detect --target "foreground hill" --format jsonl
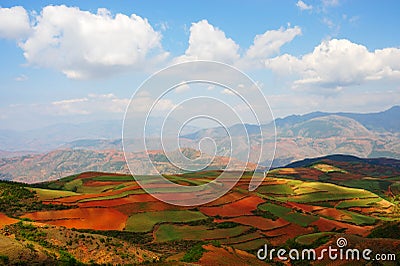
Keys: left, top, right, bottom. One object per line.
{"left": 0, "top": 157, "right": 399, "bottom": 265}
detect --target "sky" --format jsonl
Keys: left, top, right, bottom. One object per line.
{"left": 0, "top": 0, "right": 399, "bottom": 130}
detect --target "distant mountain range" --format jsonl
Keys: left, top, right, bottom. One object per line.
{"left": 0, "top": 106, "right": 399, "bottom": 182}
{"left": 0, "top": 117, "right": 200, "bottom": 152}
{"left": 0, "top": 148, "right": 257, "bottom": 183}
{"left": 274, "top": 105, "right": 400, "bottom": 133}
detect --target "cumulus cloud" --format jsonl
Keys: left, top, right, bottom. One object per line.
{"left": 296, "top": 1, "right": 313, "bottom": 11}
{"left": 176, "top": 19, "right": 240, "bottom": 64}
{"left": 242, "top": 26, "right": 302, "bottom": 68}
{"left": 266, "top": 39, "right": 400, "bottom": 90}
{"left": 15, "top": 5, "right": 168, "bottom": 79}
{"left": 0, "top": 6, "right": 31, "bottom": 39}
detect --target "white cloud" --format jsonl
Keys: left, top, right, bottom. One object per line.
{"left": 221, "top": 88, "right": 235, "bottom": 95}
{"left": 0, "top": 6, "right": 31, "bottom": 39}
{"left": 296, "top": 1, "right": 313, "bottom": 11}
{"left": 50, "top": 93, "right": 129, "bottom": 115}
{"left": 130, "top": 96, "right": 177, "bottom": 113}
{"left": 322, "top": 0, "right": 340, "bottom": 7}
{"left": 266, "top": 39, "right": 400, "bottom": 90}
{"left": 14, "top": 74, "right": 28, "bottom": 81}
{"left": 17, "top": 5, "right": 168, "bottom": 79}
{"left": 242, "top": 26, "right": 302, "bottom": 68}
{"left": 176, "top": 19, "right": 240, "bottom": 64}
{"left": 175, "top": 82, "right": 190, "bottom": 93}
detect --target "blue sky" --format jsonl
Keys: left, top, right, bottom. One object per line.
{"left": 0, "top": 0, "right": 399, "bottom": 130}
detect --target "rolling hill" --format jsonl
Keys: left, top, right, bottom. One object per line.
{"left": 0, "top": 156, "right": 399, "bottom": 265}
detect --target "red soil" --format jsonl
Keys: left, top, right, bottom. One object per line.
{"left": 204, "top": 192, "right": 247, "bottom": 207}
{"left": 200, "top": 196, "right": 265, "bottom": 217}
{"left": 114, "top": 201, "right": 184, "bottom": 216}
{"left": 77, "top": 194, "right": 159, "bottom": 208}
{"left": 21, "top": 208, "right": 127, "bottom": 230}
{"left": 53, "top": 185, "right": 142, "bottom": 204}
{"left": 315, "top": 208, "right": 351, "bottom": 221}
{"left": 262, "top": 223, "right": 314, "bottom": 246}
{"left": 0, "top": 213, "right": 19, "bottom": 228}
{"left": 199, "top": 244, "right": 266, "bottom": 266}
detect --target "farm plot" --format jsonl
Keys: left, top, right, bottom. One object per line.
{"left": 258, "top": 202, "right": 319, "bottom": 227}
{"left": 21, "top": 208, "right": 127, "bottom": 230}
{"left": 29, "top": 188, "right": 80, "bottom": 200}
{"left": 315, "top": 208, "right": 376, "bottom": 225}
{"left": 295, "top": 232, "right": 335, "bottom": 246}
{"left": 256, "top": 183, "right": 294, "bottom": 195}
{"left": 221, "top": 216, "right": 289, "bottom": 231}
{"left": 200, "top": 196, "right": 265, "bottom": 217}
{"left": 277, "top": 182, "right": 377, "bottom": 203}
{"left": 0, "top": 213, "right": 18, "bottom": 228}
{"left": 154, "top": 224, "right": 250, "bottom": 242}
{"left": 336, "top": 198, "right": 382, "bottom": 209}
{"left": 125, "top": 210, "right": 208, "bottom": 232}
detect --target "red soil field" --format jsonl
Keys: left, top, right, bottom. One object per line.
{"left": 315, "top": 208, "right": 351, "bottom": 221}
{"left": 311, "top": 217, "right": 373, "bottom": 236}
{"left": 262, "top": 223, "right": 314, "bottom": 246}
{"left": 53, "top": 185, "right": 142, "bottom": 204}
{"left": 199, "top": 244, "right": 266, "bottom": 266}
{"left": 200, "top": 196, "right": 265, "bottom": 217}
{"left": 220, "top": 216, "right": 289, "bottom": 231}
{"left": 21, "top": 208, "right": 127, "bottom": 230}
{"left": 204, "top": 192, "right": 248, "bottom": 207}
{"left": 77, "top": 194, "right": 159, "bottom": 208}
{"left": 0, "top": 213, "right": 18, "bottom": 228}
{"left": 114, "top": 201, "right": 184, "bottom": 216}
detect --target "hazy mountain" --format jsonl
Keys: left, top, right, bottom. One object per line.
{"left": 275, "top": 105, "right": 400, "bottom": 132}
{"left": 0, "top": 118, "right": 200, "bottom": 152}
{"left": 0, "top": 148, "right": 257, "bottom": 183}
{"left": 279, "top": 115, "right": 372, "bottom": 138}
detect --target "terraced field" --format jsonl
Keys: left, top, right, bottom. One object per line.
{"left": 1, "top": 158, "right": 400, "bottom": 265}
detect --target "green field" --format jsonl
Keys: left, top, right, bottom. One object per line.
{"left": 231, "top": 238, "right": 267, "bottom": 251}
{"left": 125, "top": 210, "right": 208, "bottom": 232}
{"left": 275, "top": 182, "right": 377, "bottom": 203}
{"left": 29, "top": 188, "right": 80, "bottom": 200}
{"left": 311, "top": 163, "right": 347, "bottom": 173}
{"left": 219, "top": 232, "right": 263, "bottom": 245}
{"left": 336, "top": 198, "right": 382, "bottom": 209}
{"left": 258, "top": 202, "right": 319, "bottom": 227}
{"left": 341, "top": 210, "right": 376, "bottom": 225}
{"left": 154, "top": 224, "right": 250, "bottom": 242}
{"left": 257, "top": 183, "right": 294, "bottom": 195}
{"left": 295, "top": 232, "right": 335, "bottom": 246}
